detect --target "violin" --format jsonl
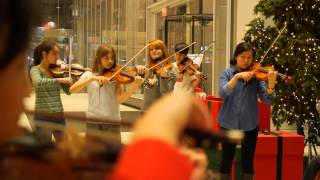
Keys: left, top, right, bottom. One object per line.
{"left": 7, "top": 109, "right": 244, "bottom": 180}
{"left": 50, "top": 63, "right": 92, "bottom": 77}
{"left": 102, "top": 65, "right": 140, "bottom": 84}
{"left": 0, "top": 131, "right": 118, "bottom": 179}
{"left": 149, "top": 59, "right": 173, "bottom": 78}
{"left": 145, "top": 42, "right": 197, "bottom": 79}
{"left": 248, "top": 62, "right": 293, "bottom": 83}
{"left": 177, "top": 58, "right": 207, "bottom": 80}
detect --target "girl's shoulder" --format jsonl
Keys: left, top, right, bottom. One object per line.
{"left": 30, "top": 66, "right": 40, "bottom": 72}
{"left": 221, "top": 66, "right": 234, "bottom": 76}
{"left": 30, "top": 66, "right": 45, "bottom": 76}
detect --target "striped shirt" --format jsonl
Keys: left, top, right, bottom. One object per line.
{"left": 30, "top": 66, "right": 70, "bottom": 113}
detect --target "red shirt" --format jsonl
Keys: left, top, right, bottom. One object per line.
{"left": 108, "top": 139, "right": 193, "bottom": 180}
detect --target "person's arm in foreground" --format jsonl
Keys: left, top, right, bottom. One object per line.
{"left": 109, "top": 91, "right": 211, "bottom": 180}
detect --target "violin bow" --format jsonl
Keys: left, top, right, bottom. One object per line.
{"left": 179, "top": 41, "right": 215, "bottom": 72}
{"left": 68, "top": 35, "right": 73, "bottom": 78}
{"left": 107, "top": 43, "right": 151, "bottom": 80}
{"left": 259, "top": 23, "right": 287, "bottom": 64}
{"left": 146, "top": 42, "right": 197, "bottom": 72}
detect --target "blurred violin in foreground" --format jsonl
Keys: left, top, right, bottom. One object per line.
{"left": 0, "top": 127, "right": 119, "bottom": 179}
{"left": 0, "top": 108, "right": 244, "bottom": 179}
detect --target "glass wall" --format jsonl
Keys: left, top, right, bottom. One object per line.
{"left": 31, "top": 0, "right": 232, "bottom": 98}
{"left": 148, "top": 0, "right": 215, "bottom": 94}
{"left": 213, "top": 0, "right": 230, "bottom": 96}
{"left": 30, "top": 0, "right": 147, "bottom": 95}
{"left": 74, "top": 0, "right": 146, "bottom": 68}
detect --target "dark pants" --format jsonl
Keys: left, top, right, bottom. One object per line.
{"left": 33, "top": 113, "right": 65, "bottom": 143}
{"left": 219, "top": 126, "right": 259, "bottom": 174}
{"left": 86, "top": 123, "right": 121, "bottom": 144}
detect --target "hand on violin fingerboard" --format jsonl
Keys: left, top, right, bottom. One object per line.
{"left": 267, "top": 71, "right": 277, "bottom": 89}
{"left": 92, "top": 76, "right": 109, "bottom": 85}
{"left": 136, "top": 65, "right": 147, "bottom": 74}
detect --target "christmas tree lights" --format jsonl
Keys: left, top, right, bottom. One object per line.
{"left": 244, "top": 0, "right": 320, "bottom": 128}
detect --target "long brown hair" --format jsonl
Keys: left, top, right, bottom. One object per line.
{"left": 146, "top": 39, "right": 170, "bottom": 67}
{"left": 33, "top": 40, "right": 58, "bottom": 66}
{"left": 92, "top": 44, "right": 116, "bottom": 74}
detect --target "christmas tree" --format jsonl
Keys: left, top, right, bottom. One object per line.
{"left": 244, "top": 0, "right": 320, "bottom": 128}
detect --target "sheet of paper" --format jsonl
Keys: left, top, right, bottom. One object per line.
{"left": 187, "top": 54, "right": 204, "bottom": 65}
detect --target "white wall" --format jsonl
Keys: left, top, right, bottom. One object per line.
{"left": 234, "top": 0, "right": 260, "bottom": 44}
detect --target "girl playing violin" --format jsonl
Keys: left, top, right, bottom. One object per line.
{"left": 70, "top": 44, "right": 143, "bottom": 142}
{"left": 0, "top": 1, "right": 210, "bottom": 179}
{"left": 136, "top": 39, "right": 177, "bottom": 111}
{"left": 173, "top": 42, "right": 202, "bottom": 96}
{"left": 30, "top": 40, "right": 73, "bottom": 143}
{"left": 218, "top": 42, "right": 277, "bottom": 180}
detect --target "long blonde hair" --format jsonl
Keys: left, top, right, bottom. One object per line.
{"left": 146, "top": 39, "right": 170, "bottom": 67}
{"left": 92, "top": 44, "right": 116, "bottom": 74}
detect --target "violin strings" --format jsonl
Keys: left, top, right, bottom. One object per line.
{"left": 68, "top": 35, "right": 73, "bottom": 78}
{"left": 147, "top": 42, "right": 197, "bottom": 72}
{"left": 108, "top": 43, "right": 151, "bottom": 80}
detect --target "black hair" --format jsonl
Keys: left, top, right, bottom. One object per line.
{"left": 175, "top": 42, "right": 189, "bottom": 55}
{"left": 230, "top": 42, "right": 254, "bottom": 66}
{"left": 0, "top": 0, "right": 38, "bottom": 70}
{"left": 33, "top": 40, "right": 58, "bottom": 66}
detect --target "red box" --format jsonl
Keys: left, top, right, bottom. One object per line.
{"left": 254, "top": 134, "right": 278, "bottom": 180}
{"left": 258, "top": 101, "right": 271, "bottom": 132}
{"left": 272, "top": 130, "right": 304, "bottom": 180}
{"left": 206, "top": 96, "right": 223, "bottom": 131}
{"left": 205, "top": 96, "right": 271, "bottom": 131}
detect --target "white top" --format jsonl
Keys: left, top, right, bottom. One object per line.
{"left": 172, "top": 63, "right": 196, "bottom": 95}
{"left": 173, "top": 73, "right": 197, "bottom": 95}
{"left": 81, "top": 71, "right": 121, "bottom": 123}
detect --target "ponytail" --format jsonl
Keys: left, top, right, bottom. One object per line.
{"left": 33, "top": 46, "right": 41, "bottom": 66}
{"left": 32, "top": 40, "right": 58, "bottom": 66}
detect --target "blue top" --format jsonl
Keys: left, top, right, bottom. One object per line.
{"left": 218, "top": 66, "right": 275, "bottom": 131}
